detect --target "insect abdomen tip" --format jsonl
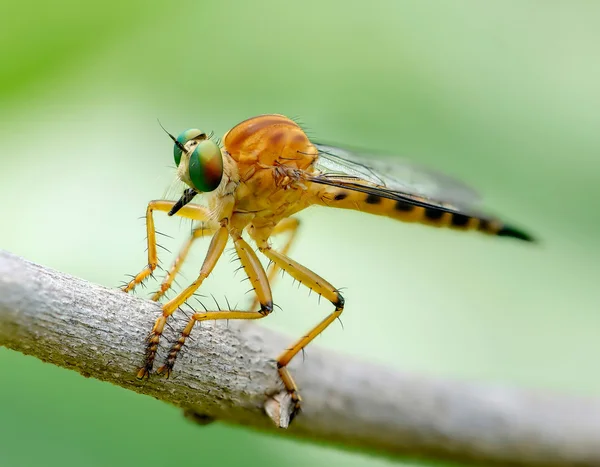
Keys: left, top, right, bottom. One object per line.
{"left": 497, "top": 226, "right": 536, "bottom": 242}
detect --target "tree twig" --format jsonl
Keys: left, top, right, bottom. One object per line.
{"left": 0, "top": 249, "right": 599, "bottom": 466}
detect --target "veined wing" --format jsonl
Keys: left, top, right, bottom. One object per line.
{"left": 310, "top": 143, "right": 483, "bottom": 215}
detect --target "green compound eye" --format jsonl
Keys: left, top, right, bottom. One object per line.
{"left": 188, "top": 139, "right": 224, "bottom": 192}
{"left": 173, "top": 129, "right": 205, "bottom": 167}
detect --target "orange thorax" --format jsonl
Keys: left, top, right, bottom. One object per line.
{"left": 223, "top": 114, "right": 317, "bottom": 224}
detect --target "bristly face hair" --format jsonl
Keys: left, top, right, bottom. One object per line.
{"left": 157, "top": 120, "right": 193, "bottom": 203}
{"left": 157, "top": 120, "right": 226, "bottom": 217}
{"left": 157, "top": 120, "right": 199, "bottom": 216}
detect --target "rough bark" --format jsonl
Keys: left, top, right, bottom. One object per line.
{"left": 1, "top": 249, "right": 599, "bottom": 466}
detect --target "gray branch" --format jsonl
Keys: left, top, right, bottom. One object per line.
{"left": 0, "top": 250, "right": 599, "bottom": 466}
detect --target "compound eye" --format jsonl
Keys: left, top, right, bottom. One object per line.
{"left": 188, "top": 139, "right": 224, "bottom": 192}
{"left": 173, "top": 129, "right": 206, "bottom": 166}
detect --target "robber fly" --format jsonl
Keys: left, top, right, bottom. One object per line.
{"left": 122, "top": 114, "right": 533, "bottom": 426}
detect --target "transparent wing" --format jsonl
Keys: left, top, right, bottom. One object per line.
{"left": 313, "top": 143, "right": 481, "bottom": 211}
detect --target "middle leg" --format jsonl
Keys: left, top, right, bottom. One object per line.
{"left": 157, "top": 234, "right": 274, "bottom": 376}
{"left": 248, "top": 217, "right": 299, "bottom": 312}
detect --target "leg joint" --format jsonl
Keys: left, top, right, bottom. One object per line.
{"left": 334, "top": 291, "right": 345, "bottom": 310}
{"left": 260, "top": 301, "right": 274, "bottom": 316}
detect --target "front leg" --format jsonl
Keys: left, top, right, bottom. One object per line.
{"left": 122, "top": 201, "right": 210, "bottom": 294}
{"left": 138, "top": 222, "right": 229, "bottom": 379}
{"left": 151, "top": 224, "right": 216, "bottom": 302}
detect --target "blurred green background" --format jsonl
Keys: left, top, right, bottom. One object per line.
{"left": 1, "top": 1, "right": 599, "bottom": 466}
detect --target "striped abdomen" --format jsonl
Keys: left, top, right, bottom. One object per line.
{"left": 313, "top": 187, "right": 534, "bottom": 242}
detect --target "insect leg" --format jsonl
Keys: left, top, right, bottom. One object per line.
{"left": 122, "top": 201, "right": 210, "bottom": 294}
{"left": 138, "top": 223, "right": 229, "bottom": 379}
{"left": 248, "top": 217, "right": 299, "bottom": 311}
{"left": 151, "top": 224, "right": 216, "bottom": 301}
{"left": 259, "top": 246, "right": 344, "bottom": 419}
{"left": 157, "top": 235, "right": 273, "bottom": 376}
